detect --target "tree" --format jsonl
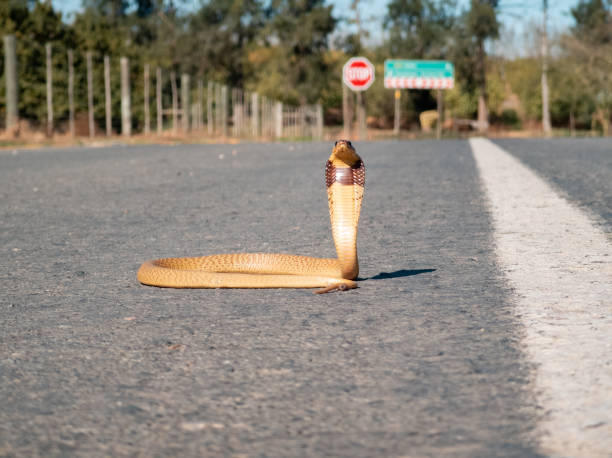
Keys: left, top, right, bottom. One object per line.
{"left": 561, "top": 0, "right": 612, "bottom": 134}
{"left": 466, "top": 0, "right": 499, "bottom": 131}
{"left": 248, "top": 0, "right": 336, "bottom": 104}
{"left": 384, "top": 0, "right": 455, "bottom": 58}
{"left": 181, "top": 0, "right": 265, "bottom": 85}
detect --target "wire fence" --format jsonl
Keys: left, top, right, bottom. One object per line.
{"left": 0, "top": 35, "right": 323, "bottom": 141}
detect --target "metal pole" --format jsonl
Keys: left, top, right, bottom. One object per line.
{"left": 541, "top": 0, "right": 552, "bottom": 136}
{"left": 120, "top": 56, "right": 131, "bottom": 136}
{"left": 156, "top": 67, "right": 162, "bottom": 135}
{"left": 45, "top": 43, "right": 53, "bottom": 137}
{"left": 436, "top": 89, "right": 442, "bottom": 140}
{"left": 104, "top": 55, "right": 111, "bottom": 136}
{"left": 87, "top": 51, "right": 95, "bottom": 138}
{"left": 144, "top": 63, "right": 150, "bottom": 135}
{"left": 68, "top": 49, "right": 75, "bottom": 137}
{"left": 356, "top": 91, "right": 365, "bottom": 141}
{"left": 4, "top": 35, "right": 18, "bottom": 131}
{"left": 342, "top": 83, "right": 350, "bottom": 138}
{"left": 393, "top": 90, "right": 400, "bottom": 136}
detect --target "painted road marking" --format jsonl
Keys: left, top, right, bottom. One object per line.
{"left": 470, "top": 138, "right": 612, "bottom": 457}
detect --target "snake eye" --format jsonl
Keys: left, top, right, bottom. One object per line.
{"left": 334, "top": 141, "right": 338, "bottom": 146}
{"left": 347, "top": 141, "right": 352, "bottom": 147}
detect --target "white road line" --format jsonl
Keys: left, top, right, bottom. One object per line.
{"left": 469, "top": 138, "right": 612, "bottom": 457}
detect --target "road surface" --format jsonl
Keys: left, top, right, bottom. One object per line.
{"left": 1, "top": 138, "right": 610, "bottom": 457}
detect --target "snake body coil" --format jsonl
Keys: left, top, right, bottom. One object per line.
{"left": 137, "top": 140, "right": 364, "bottom": 292}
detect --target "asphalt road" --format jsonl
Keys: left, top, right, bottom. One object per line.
{"left": 1, "top": 138, "right": 610, "bottom": 457}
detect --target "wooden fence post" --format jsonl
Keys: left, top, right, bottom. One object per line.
{"left": 156, "top": 67, "right": 162, "bottom": 135}
{"left": 4, "top": 35, "right": 18, "bottom": 131}
{"left": 197, "top": 79, "right": 203, "bottom": 130}
{"left": 215, "top": 83, "right": 221, "bottom": 134}
{"left": 207, "top": 81, "right": 213, "bottom": 135}
{"left": 221, "top": 85, "right": 228, "bottom": 137}
{"left": 251, "top": 92, "right": 259, "bottom": 137}
{"left": 45, "top": 43, "right": 53, "bottom": 137}
{"left": 261, "top": 96, "right": 268, "bottom": 137}
{"left": 316, "top": 104, "right": 323, "bottom": 140}
{"left": 120, "top": 56, "right": 131, "bottom": 136}
{"left": 181, "top": 73, "right": 190, "bottom": 132}
{"left": 232, "top": 88, "right": 238, "bottom": 137}
{"left": 275, "top": 101, "right": 283, "bottom": 139}
{"left": 170, "top": 71, "right": 178, "bottom": 134}
{"left": 86, "top": 51, "right": 95, "bottom": 137}
{"left": 104, "top": 55, "right": 111, "bottom": 136}
{"left": 144, "top": 63, "right": 150, "bottom": 135}
{"left": 67, "top": 49, "right": 75, "bottom": 137}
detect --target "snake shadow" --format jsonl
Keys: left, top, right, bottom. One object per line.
{"left": 361, "top": 268, "right": 436, "bottom": 281}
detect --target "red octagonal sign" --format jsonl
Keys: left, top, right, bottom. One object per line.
{"left": 343, "top": 57, "right": 375, "bottom": 91}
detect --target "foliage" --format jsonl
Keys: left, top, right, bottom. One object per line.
{"left": 384, "top": 0, "right": 456, "bottom": 58}
{"left": 0, "top": 0, "right": 610, "bottom": 133}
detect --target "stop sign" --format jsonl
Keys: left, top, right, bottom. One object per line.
{"left": 343, "top": 57, "right": 375, "bottom": 91}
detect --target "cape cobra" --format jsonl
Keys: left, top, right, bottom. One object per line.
{"left": 137, "top": 140, "right": 365, "bottom": 293}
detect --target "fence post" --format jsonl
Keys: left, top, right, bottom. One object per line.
{"left": 232, "top": 89, "right": 239, "bottom": 137}
{"left": 156, "top": 67, "right": 162, "bottom": 135}
{"left": 207, "top": 81, "right": 213, "bottom": 135}
{"left": 120, "top": 56, "right": 131, "bottom": 136}
{"left": 4, "top": 35, "right": 18, "bottom": 131}
{"left": 86, "top": 51, "right": 95, "bottom": 137}
{"left": 144, "top": 63, "right": 150, "bottom": 135}
{"left": 275, "top": 101, "right": 283, "bottom": 139}
{"left": 197, "top": 79, "right": 203, "bottom": 130}
{"left": 316, "top": 104, "right": 323, "bottom": 140}
{"left": 104, "top": 55, "right": 111, "bottom": 136}
{"left": 221, "top": 85, "right": 228, "bottom": 137}
{"left": 181, "top": 73, "right": 190, "bottom": 132}
{"left": 251, "top": 92, "right": 259, "bottom": 137}
{"left": 170, "top": 71, "right": 178, "bottom": 134}
{"left": 67, "top": 50, "right": 75, "bottom": 137}
{"left": 215, "top": 84, "right": 221, "bottom": 136}
{"left": 261, "top": 96, "right": 268, "bottom": 137}
{"left": 45, "top": 43, "right": 53, "bottom": 137}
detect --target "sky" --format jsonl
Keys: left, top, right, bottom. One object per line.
{"left": 53, "top": 0, "right": 581, "bottom": 56}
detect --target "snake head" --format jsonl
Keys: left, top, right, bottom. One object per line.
{"left": 331, "top": 140, "right": 360, "bottom": 166}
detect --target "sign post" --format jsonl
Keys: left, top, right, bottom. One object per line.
{"left": 384, "top": 60, "right": 454, "bottom": 138}
{"left": 343, "top": 57, "right": 375, "bottom": 140}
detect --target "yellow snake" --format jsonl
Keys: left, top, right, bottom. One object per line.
{"left": 137, "top": 140, "right": 364, "bottom": 293}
